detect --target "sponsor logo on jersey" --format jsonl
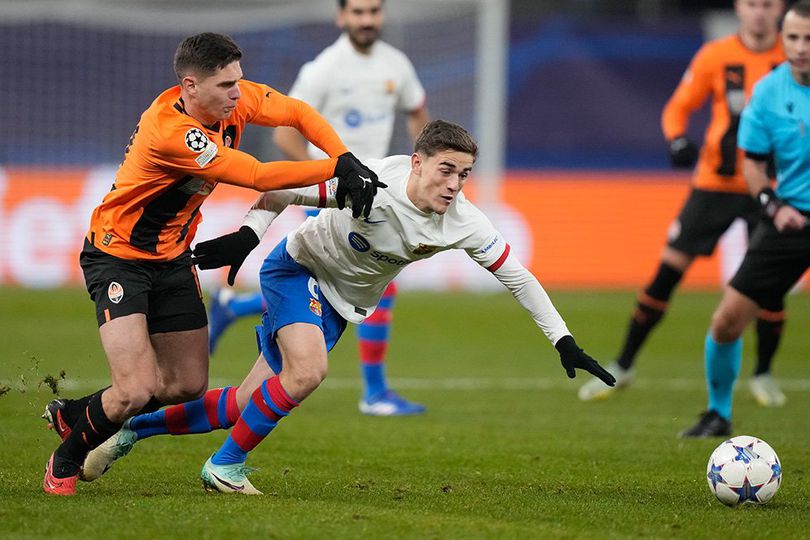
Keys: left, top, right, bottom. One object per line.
{"left": 412, "top": 243, "right": 437, "bottom": 255}
{"left": 195, "top": 141, "right": 218, "bottom": 168}
{"left": 108, "top": 281, "right": 124, "bottom": 304}
{"left": 102, "top": 233, "right": 113, "bottom": 246}
{"left": 370, "top": 251, "right": 407, "bottom": 266}
{"left": 345, "top": 109, "right": 362, "bottom": 128}
{"left": 348, "top": 232, "right": 370, "bottom": 252}
{"left": 185, "top": 128, "right": 209, "bottom": 153}
{"left": 179, "top": 177, "right": 213, "bottom": 195}
{"left": 309, "top": 298, "right": 322, "bottom": 317}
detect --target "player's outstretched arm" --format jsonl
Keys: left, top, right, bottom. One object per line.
{"left": 480, "top": 246, "right": 614, "bottom": 384}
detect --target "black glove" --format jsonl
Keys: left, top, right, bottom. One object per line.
{"left": 555, "top": 335, "right": 616, "bottom": 386}
{"left": 191, "top": 226, "right": 259, "bottom": 286}
{"left": 334, "top": 152, "right": 387, "bottom": 218}
{"left": 668, "top": 136, "right": 698, "bottom": 169}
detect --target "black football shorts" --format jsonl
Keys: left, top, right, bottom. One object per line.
{"left": 79, "top": 238, "right": 207, "bottom": 333}
{"left": 730, "top": 218, "right": 810, "bottom": 311}
{"left": 667, "top": 188, "right": 759, "bottom": 256}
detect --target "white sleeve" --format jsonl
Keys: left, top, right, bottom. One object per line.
{"left": 488, "top": 251, "right": 572, "bottom": 346}
{"left": 288, "top": 62, "right": 327, "bottom": 108}
{"left": 457, "top": 203, "right": 570, "bottom": 345}
{"left": 241, "top": 179, "right": 340, "bottom": 238}
{"left": 397, "top": 56, "right": 426, "bottom": 112}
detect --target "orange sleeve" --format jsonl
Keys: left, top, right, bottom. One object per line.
{"left": 661, "top": 45, "right": 714, "bottom": 140}
{"left": 150, "top": 119, "right": 338, "bottom": 192}
{"left": 240, "top": 81, "right": 349, "bottom": 158}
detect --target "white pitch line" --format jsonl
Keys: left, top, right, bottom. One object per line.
{"left": 41, "top": 376, "right": 810, "bottom": 393}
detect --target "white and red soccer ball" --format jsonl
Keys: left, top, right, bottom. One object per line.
{"left": 706, "top": 435, "right": 782, "bottom": 506}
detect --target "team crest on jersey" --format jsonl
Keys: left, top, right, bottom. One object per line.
{"left": 184, "top": 128, "right": 209, "bottom": 153}
{"left": 385, "top": 80, "right": 396, "bottom": 94}
{"left": 412, "top": 243, "right": 437, "bottom": 255}
{"left": 309, "top": 298, "right": 322, "bottom": 317}
{"left": 107, "top": 282, "right": 124, "bottom": 304}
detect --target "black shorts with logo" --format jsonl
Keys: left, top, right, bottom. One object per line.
{"left": 729, "top": 217, "right": 810, "bottom": 312}
{"left": 667, "top": 188, "right": 759, "bottom": 256}
{"left": 79, "top": 239, "right": 207, "bottom": 333}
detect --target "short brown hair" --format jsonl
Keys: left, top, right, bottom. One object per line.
{"left": 173, "top": 32, "right": 242, "bottom": 80}
{"left": 414, "top": 120, "right": 478, "bottom": 160}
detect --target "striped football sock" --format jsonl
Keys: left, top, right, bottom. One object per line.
{"left": 211, "top": 377, "right": 299, "bottom": 465}
{"left": 129, "top": 386, "right": 240, "bottom": 440}
{"left": 358, "top": 282, "right": 397, "bottom": 399}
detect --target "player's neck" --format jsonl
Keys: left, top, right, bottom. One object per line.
{"left": 182, "top": 97, "right": 218, "bottom": 127}
{"left": 738, "top": 30, "right": 776, "bottom": 53}
{"left": 405, "top": 175, "right": 432, "bottom": 214}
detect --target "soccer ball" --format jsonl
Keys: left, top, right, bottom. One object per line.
{"left": 706, "top": 435, "right": 782, "bottom": 506}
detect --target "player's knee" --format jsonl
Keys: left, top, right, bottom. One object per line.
{"left": 711, "top": 309, "right": 745, "bottom": 342}
{"left": 288, "top": 362, "right": 327, "bottom": 395}
{"left": 160, "top": 379, "right": 207, "bottom": 404}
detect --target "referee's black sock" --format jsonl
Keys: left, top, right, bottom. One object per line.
{"left": 616, "top": 262, "right": 683, "bottom": 371}
{"left": 53, "top": 391, "right": 122, "bottom": 478}
{"left": 754, "top": 311, "right": 785, "bottom": 376}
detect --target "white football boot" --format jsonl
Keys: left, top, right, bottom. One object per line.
{"left": 201, "top": 455, "right": 262, "bottom": 495}
{"left": 577, "top": 362, "right": 634, "bottom": 402}
{"left": 81, "top": 420, "right": 137, "bottom": 481}
{"left": 749, "top": 374, "right": 787, "bottom": 407}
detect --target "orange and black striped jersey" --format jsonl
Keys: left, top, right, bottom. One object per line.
{"left": 88, "top": 80, "right": 348, "bottom": 261}
{"left": 662, "top": 35, "right": 784, "bottom": 193}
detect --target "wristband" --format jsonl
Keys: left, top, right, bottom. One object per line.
{"left": 757, "top": 187, "right": 783, "bottom": 219}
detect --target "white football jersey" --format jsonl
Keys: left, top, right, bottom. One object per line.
{"left": 243, "top": 156, "right": 572, "bottom": 345}
{"left": 289, "top": 34, "right": 426, "bottom": 160}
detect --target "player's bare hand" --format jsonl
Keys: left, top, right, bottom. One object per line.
{"left": 774, "top": 205, "right": 807, "bottom": 233}
{"left": 334, "top": 152, "right": 387, "bottom": 218}
{"left": 191, "top": 226, "right": 260, "bottom": 286}
{"left": 555, "top": 335, "right": 616, "bottom": 386}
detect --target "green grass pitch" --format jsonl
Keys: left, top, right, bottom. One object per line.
{"left": 1, "top": 287, "right": 808, "bottom": 539}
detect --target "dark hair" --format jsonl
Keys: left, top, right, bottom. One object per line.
{"left": 173, "top": 32, "right": 242, "bottom": 80}
{"left": 338, "top": 0, "right": 384, "bottom": 8}
{"left": 414, "top": 120, "right": 479, "bottom": 160}
{"left": 789, "top": 0, "right": 810, "bottom": 18}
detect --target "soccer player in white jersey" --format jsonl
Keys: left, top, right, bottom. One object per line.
{"left": 82, "top": 120, "right": 615, "bottom": 493}
{"left": 208, "top": 0, "right": 431, "bottom": 416}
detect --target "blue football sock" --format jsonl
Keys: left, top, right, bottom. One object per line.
{"left": 228, "top": 292, "right": 265, "bottom": 317}
{"left": 361, "top": 363, "right": 387, "bottom": 399}
{"left": 704, "top": 333, "right": 742, "bottom": 420}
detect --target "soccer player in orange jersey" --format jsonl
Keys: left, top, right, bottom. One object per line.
{"left": 578, "top": 0, "right": 788, "bottom": 406}
{"left": 41, "top": 32, "right": 382, "bottom": 495}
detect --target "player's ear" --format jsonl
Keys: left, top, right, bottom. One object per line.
{"left": 410, "top": 152, "right": 422, "bottom": 175}
{"left": 336, "top": 6, "right": 346, "bottom": 30}
{"left": 181, "top": 75, "right": 198, "bottom": 95}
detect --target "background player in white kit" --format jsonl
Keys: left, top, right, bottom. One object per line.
{"left": 84, "top": 120, "right": 616, "bottom": 493}
{"left": 208, "top": 0, "right": 430, "bottom": 416}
